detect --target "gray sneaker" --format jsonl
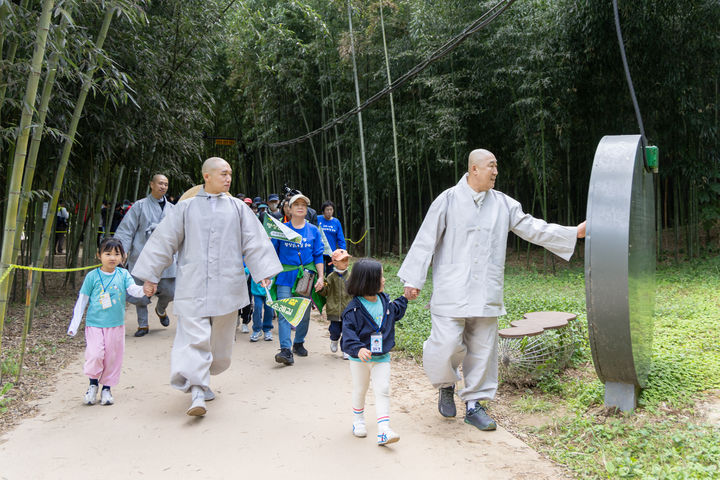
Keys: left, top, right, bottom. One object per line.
{"left": 250, "top": 331, "right": 261, "bottom": 342}
{"left": 241, "top": 324, "right": 250, "bottom": 334}
{"left": 84, "top": 384, "right": 99, "bottom": 405}
{"left": 438, "top": 385, "right": 457, "bottom": 417}
{"left": 187, "top": 386, "right": 207, "bottom": 416}
{"left": 264, "top": 331, "right": 273, "bottom": 341}
{"left": 204, "top": 387, "right": 215, "bottom": 401}
{"left": 464, "top": 404, "right": 497, "bottom": 431}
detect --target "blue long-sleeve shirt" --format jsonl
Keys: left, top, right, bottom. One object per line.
{"left": 318, "top": 216, "right": 346, "bottom": 251}
{"left": 271, "top": 221, "right": 324, "bottom": 287}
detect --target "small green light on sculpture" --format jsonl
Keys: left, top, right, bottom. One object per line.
{"left": 645, "top": 145, "right": 658, "bottom": 173}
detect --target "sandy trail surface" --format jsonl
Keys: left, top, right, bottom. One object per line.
{"left": 0, "top": 302, "right": 567, "bottom": 479}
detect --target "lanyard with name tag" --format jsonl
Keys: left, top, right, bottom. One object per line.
{"left": 98, "top": 268, "right": 117, "bottom": 310}
{"left": 369, "top": 307, "right": 390, "bottom": 353}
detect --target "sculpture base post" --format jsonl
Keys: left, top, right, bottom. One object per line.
{"left": 604, "top": 382, "right": 639, "bottom": 412}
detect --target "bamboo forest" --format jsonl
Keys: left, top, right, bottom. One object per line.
{"left": 0, "top": 0, "right": 719, "bottom": 478}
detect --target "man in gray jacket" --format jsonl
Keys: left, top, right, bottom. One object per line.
{"left": 132, "top": 157, "right": 282, "bottom": 417}
{"left": 114, "top": 174, "right": 176, "bottom": 337}
{"left": 399, "top": 149, "right": 586, "bottom": 431}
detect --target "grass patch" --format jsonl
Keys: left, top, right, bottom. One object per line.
{"left": 514, "top": 394, "right": 555, "bottom": 413}
{"left": 383, "top": 253, "right": 720, "bottom": 479}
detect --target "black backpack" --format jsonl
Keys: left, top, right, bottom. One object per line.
{"left": 56, "top": 211, "right": 68, "bottom": 230}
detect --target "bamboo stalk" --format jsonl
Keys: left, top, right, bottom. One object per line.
{"left": 295, "top": 91, "right": 326, "bottom": 201}
{"left": 15, "top": 270, "right": 33, "bottom": 382}
{"left": 0, "top": 0, "right": 55, "bottom": 373}
{"left": 132, "top": 167, "right": 142, "bottom": 201}
{"left": 347, "top": 0, "right": 370, "bottom": 256}
{"left": 12, "top": 10, "right": 72, "bottom": 272}
{"left": 24, "top": 7, "right": 116, "bottom": 344}
{"left": 327, "top": 73, "right": 347, "bottom": 228}
{"left": 379, "top": 3, "right": 402, "bottom": 254}
{"left": 107, "top": 165, "right": 126, "bottom": 236}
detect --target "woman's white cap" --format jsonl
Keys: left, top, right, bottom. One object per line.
{"left": 288, "top": 192, "right": 311, "bottom": 206}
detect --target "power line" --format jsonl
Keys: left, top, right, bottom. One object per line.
{"left": 612, "top": 0, "right": 649, "bottom": 169}
{"left": 268, "top": 0, "right": 517, "bottom": 148}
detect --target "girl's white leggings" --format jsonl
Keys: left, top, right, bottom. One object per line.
{"left": 349, "top": 360, "right": 391, "bottom": 425}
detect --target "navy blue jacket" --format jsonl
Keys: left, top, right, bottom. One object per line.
{"left": 341, "top": 293, "right": 408, "bottom": 358}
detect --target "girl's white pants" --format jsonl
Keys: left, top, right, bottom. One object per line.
{"left": 349, "top": 360, "right": 391, "bottom": 424}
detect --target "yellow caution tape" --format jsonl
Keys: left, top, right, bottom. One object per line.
{"left": 345, "top": 230, "right": 368, "bottom": 245}
{"left": 0, "top": 263, "right": 101, "bottom": 286}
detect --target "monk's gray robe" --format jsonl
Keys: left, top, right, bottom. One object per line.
{"left": 398, "top": 174, "right": 578, "bottom": 402}
{"left": 132, "top": 188, "right": 282, "bottom": 317}
{"left": 132, "top": 188, "right": 282, "bottom": 391}
{"left": 114, "top": 194, "right": 176, "bottom": 277}
{"left": 114, "top": 194, "right": 176, "bottom": 328}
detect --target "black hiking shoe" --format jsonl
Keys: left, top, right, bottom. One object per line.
{"left": 134, "top": 327, "right": 149, "bottom": 337}
{"left": 438, "top": 385, "right": 456, "bottom": 417}
{"left": 275, "top": 348, "right": 294, "bottom": 366}
{"left": 156, "top": 305, "right": 170, "bottom": 327}
{"left": 464, "top": 404, "right": 497, "bottom": 431}
{"left": 292, "top": 342, "right": 308, "bottom": 357}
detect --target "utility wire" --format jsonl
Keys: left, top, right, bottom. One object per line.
{"left": 269, "top": 0, "right": 517, "bottom": 148}
{"left": 612, "top": 0, "right": 648, "bottom": 167}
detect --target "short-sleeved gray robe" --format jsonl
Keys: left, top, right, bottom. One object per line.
{"left": 398, "top": 174, "right": 578, "bottom": 401}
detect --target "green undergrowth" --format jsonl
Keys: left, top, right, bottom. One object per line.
{"left": 380, "top": 254, "right": 720, "bottom": 479}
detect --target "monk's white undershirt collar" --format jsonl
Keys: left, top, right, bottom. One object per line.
{"left": 462, "top": 174, "right": 486, "bottom": 209}
{"left": 206, "top": 192, "right": 223, "bottom": 212}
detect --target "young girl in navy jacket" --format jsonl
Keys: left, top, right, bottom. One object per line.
{"left": 341, "top": 258, "right": 409, "bottom": 446}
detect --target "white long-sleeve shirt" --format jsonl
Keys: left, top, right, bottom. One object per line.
{"left": 67, "top": 277, "right": 144, "bottom": 336}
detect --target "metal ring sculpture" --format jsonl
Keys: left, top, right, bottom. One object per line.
{"left": 585, "top": 135, "right": 655, "bottom": 411}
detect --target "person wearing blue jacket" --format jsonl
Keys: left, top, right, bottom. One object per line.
{"left": 318, "top": 201, "right": 346, "bottom": 275}
{"left": 244, "top": 267, "right": 274, "bottom": 342}
{"left": 271, "top": 192, "right": 325, "bottom": 366}
{"left": 341, "top": 258, "right": 410, "bottom": 446}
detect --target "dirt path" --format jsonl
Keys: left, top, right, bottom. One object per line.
{"left": 0, "top": 302, "right": 567, "bottom": 479}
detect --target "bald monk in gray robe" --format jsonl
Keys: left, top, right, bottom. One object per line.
{"left": 399, "top": 149, "right": 586, "bottom": 431}
{"left": 114, "top": 173, "right": 176, "bottom": 337}
{"left": 133, "top": 157, "right": 282, "bottom": 416}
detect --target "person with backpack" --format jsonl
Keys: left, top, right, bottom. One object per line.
{"left": 55, "top": 200, "right": 70, "bottom": 254}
